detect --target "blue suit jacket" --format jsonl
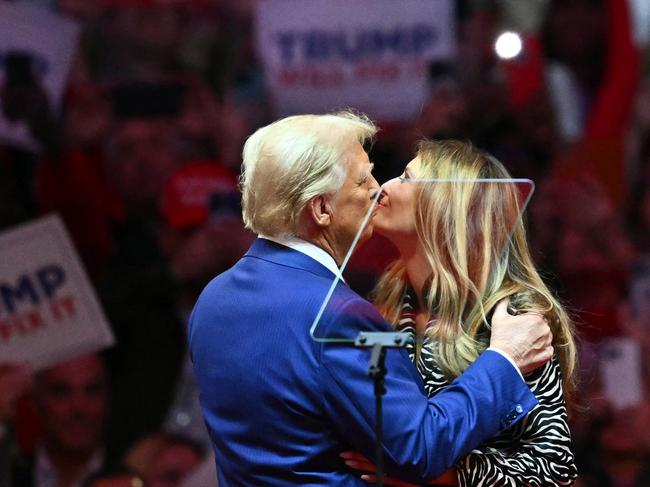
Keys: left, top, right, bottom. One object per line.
{"left": 188, "top": 238, "right": 537, "bottom": 485}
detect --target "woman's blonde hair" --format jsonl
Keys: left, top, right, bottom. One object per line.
{"left": 240, "top": 111, "right": 377, "bottom": 237}
{"left": 373, "top": 139, "right": 576, "bottom": 402}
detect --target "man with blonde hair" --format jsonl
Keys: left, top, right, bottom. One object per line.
{"left": 188, "top": 111, "right": 553, "bottom": 485}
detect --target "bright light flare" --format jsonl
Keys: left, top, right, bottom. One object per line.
{"left": 495, "top": 31, "right": 523, "bottom": 60}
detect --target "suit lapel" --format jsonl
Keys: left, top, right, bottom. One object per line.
{"left": 245, "top": 238, "right": 338, "bottom": 281}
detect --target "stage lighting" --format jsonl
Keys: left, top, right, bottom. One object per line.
{"left": 495, "top": 31, "right": 522, "bottom": 60}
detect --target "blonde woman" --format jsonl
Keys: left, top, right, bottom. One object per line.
{"left": 368, "top": 140, "right": 578, "bottom": 486}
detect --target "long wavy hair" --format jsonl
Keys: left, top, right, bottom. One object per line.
{"left": 372, "top": 140, "right": 576, "bottom": 402}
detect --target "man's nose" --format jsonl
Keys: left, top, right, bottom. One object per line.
{"left": 369, "top": 173, "right": 380, "bottom": 189}
{"left": 369, "top": 175, "right": 383, "bottom": 196}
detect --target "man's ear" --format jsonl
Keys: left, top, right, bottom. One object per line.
{"left": 307, "top": 195, "right": 332, "bottom": 227}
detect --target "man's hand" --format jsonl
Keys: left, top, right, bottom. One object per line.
{"left": 341, "top": 452, "right": 458, "bottom": 486}
{"left": 489, "top": 298, "right": 553, "bottom": 375}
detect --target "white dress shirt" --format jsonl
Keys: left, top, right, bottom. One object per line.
{"left": 259, "top": 235, "right": 343, "bottom": 280}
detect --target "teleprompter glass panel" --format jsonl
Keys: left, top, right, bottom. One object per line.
{"left": 309, "top": 178, "right": 535, "bottom": 344}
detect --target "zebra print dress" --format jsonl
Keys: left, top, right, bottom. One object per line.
{"left": 397, "top": 292, "right": 578, "bottom": 486}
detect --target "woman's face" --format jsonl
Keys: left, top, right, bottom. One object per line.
{"left": 373, "top": 157, "right": 421, "bottom": 244}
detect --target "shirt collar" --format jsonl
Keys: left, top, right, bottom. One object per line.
{"left": 259, "top": 234, "right": 344, "bottom": 281}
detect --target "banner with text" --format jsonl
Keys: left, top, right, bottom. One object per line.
{"left": 256, "top": 0, "right": 455, "bottom": 121}
{"left": 0, "top": 215, "right": 114, "bottom": 370}
{"left": 0, "top": 3, "right": 80, "bottom": 152}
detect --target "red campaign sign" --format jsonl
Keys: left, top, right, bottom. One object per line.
{"left": 256, "top": 0, "right": 456, "bottom": 121}
{"left": 0, "top": 215, "right": 114, "bottom": 370}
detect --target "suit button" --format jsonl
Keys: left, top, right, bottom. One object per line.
{"left": 515, "top": 404, "right": 523, "bottom": 414}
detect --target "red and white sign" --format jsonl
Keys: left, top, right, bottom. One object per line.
{"left": 256, "top": 0, "right": 455, "bottom": 121}
{"left": 0, "top": 214, "right": 114, "bottom": 369}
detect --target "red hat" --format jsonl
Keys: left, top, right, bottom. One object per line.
{"left": 160, "top": 161, "right": 238, "bottom": 229}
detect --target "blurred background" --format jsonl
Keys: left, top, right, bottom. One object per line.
{"left": 1, "top": 0, "right": 650, "bottom": 485}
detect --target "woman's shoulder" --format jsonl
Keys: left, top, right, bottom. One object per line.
{"left": 523, "top": 353, "right": 565, "bottom": 400}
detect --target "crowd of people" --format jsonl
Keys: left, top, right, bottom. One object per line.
{"left": 1, "top": 0, "right": 650, "bottom": 485}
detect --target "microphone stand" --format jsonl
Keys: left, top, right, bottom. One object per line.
{"left": 355, "top": 331, "right": 411, "bottom": 487}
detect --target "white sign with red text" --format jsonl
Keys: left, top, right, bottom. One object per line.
{"left": 0, "top": 3, "right": 80, "bottom": 151}
{"left": 256, "top": 0, "right": 455, "bottom": 121}
{"left": 0, "top": 214, "right": 114, "bottom": 370}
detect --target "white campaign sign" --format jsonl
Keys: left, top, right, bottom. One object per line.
{"left": 0, "top": 3, "right": 80, "bottom": 151}
{"left": 256, "top": 0, "right": 455, "bottom": 121}
{"left": 0, "top": 214, "right": 114, "bottom": 370}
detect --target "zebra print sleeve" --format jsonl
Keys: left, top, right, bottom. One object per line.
{"left": 395, "top": 292, "right": 577, "bottom": 485}
{"left": 455, "top": 355, "right": 578, "bottom": 487}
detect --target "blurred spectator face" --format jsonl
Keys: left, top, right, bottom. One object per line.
{"left": 35, "top": 354, "right": 108, "bottom": 455}
{"left": 178, "top": 82, "right": 220, "bottom": 142}
{"left": 107, "top": 119, "right": 180, "bottom": 213}
{"left": 214, "top": 97, "right": 252, "bottom": 171}
{"left": 537, "top": 177, "right": 631, "bottom": 274}
{"left": 458, "top": 10, "right": 497, "bottom": 76}
{"left": 416, "top": 86, "right": 467, "bottom": 139}
{"left": 66, "top": 83, "right": 111, "bottom": 147}
{"left": 514, "top": 90, "right": 557, "bottom": 154}
{"left": 558, "top": 227, "right": 610, "bottom": 275}
{"left": 145, "top": 442, "right": 201, "bottom": 487}
{"left": 164, "top": 218, "right": 253, "bottom": 288}
{"left": 600, "top": 403, "right": 650, "bottom": 456}
{"left": 158, "top": 162, "right": 253, "bottom": 290}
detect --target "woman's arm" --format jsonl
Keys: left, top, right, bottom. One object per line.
{"left": 456, "top": 355, "right": 577, "bottom": 487}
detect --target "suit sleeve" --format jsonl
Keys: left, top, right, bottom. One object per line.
{"left": 316, "top": 296, "right": 538, "bottom": 483}
{"left": 456, "top": 356, "right": 578, "bottom": 487}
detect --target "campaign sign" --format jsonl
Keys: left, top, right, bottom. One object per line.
{"left": 256, "top": 0, "right": 455, "bottom": 121}
{"left": 0, "top": 3, "right": 80, "bottom": 152}
{"left": 0, "top": 215, "right": 114, "bottom": 370}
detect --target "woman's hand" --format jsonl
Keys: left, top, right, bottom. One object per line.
{"left": 341, "top": 451, "right": 458, "bottom": 486}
